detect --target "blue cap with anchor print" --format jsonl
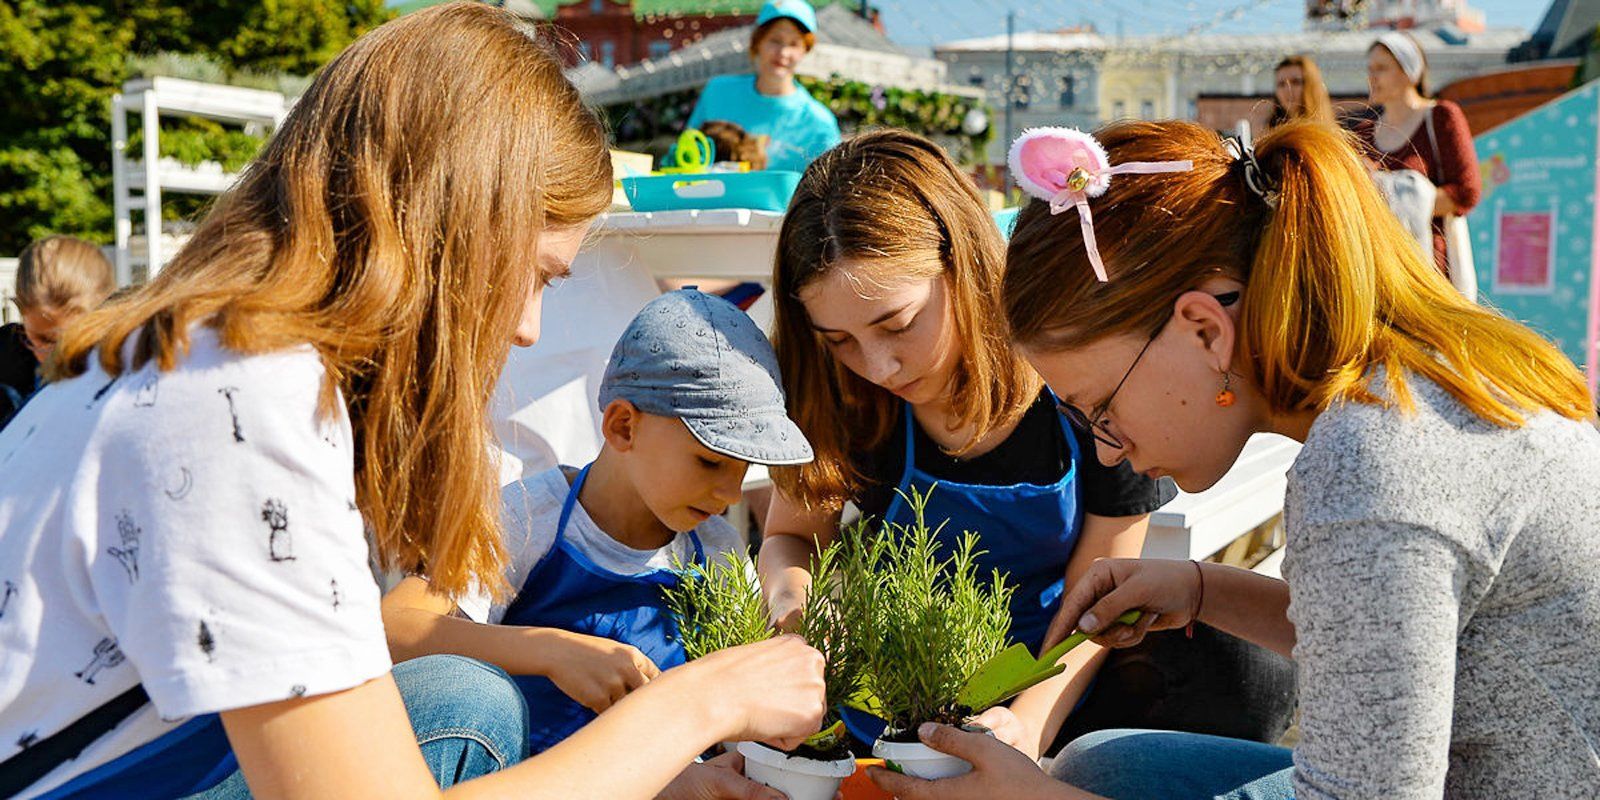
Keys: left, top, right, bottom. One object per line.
{"left": 599, "top": 288, "right": 814, "bottom": 466}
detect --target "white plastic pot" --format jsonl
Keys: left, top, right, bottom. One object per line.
{"left": 737, "top": 741, "right": 856, "bottom": 800}
{"left": 871, "top": 736, "right": 975, "bottom": 780}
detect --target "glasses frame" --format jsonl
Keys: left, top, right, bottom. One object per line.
{"left": 1056, "top": 291, "right": 1241, "bottom": 451}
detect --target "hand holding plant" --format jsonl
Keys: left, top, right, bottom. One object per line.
{"left": 866, "top": 724, "right": 1077, "bottom": 800}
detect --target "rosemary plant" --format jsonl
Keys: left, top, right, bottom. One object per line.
{"left": 662, "top": 551, "right": 771, "bottom": 661}
{"left": 843, "top": 487, "right": 1014, "bottom": 736}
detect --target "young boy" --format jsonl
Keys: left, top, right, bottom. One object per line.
{"left": 382, "top": 289, "right": 812, "bottom": 759}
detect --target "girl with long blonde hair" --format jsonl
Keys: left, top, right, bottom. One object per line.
{"left": 762, "top": 129, "right": 1294, "bottom": 761}
{"left": 1267, "top": 54, "right": 1335, "bottom": 128}
{"left": 869, "top": 119, "right": 1600, "bottom": 800}
{"left": 0, "top": 5, "right": 823, "bottom": 799}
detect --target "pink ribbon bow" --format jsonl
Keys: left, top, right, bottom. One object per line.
{"left": 1008, "top": 127, "right": 1193, "bottom": 282}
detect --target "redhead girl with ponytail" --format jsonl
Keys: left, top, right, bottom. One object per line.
{"left": 868, "top": 119, "right": 1600, "bottom": 800}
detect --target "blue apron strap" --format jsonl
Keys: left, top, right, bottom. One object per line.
{"left": 686, "top": 530, "right": 706, "bottom": 564}
{"left": 556, "top": 464, "right": 594, "bottom": 543}
{"left": 882, "top": 403, "right": 918, "bottom": 522}
{"left": 1039, "top": 387, "right": 1081, "bottom": 611}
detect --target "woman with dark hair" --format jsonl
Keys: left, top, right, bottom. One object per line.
{"left": 1267, "top": 55, "right": 1334, "bottom": 128}
{"left": 1357, "top": 32, "right": 1481, "bottom": 279}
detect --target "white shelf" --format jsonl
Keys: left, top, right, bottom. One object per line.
{"left": 126, "top": 160, "right": 239, "bottom": 195}
{"left": 119, "top": 76, "right": 287, "bottom": 125}
{"left": 112, "top": 77, "right": 288, "bottom": 285}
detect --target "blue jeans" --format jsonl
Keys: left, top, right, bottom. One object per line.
{"left": 1050, "top": 729, "right": 1296, "bottom": 800}
{"left": 195, "top": 655, "right": 529, "bottom": 797}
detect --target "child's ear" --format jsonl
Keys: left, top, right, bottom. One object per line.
{"left": 600, "top": 399, "right": 640, "bottom": 452}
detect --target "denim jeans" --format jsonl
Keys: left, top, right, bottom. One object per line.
{"left": 195, "top": 654, "right": 529, "bottom": 797}
{"left": 1051, "top": 729, "right": 1296, "bottom": 800}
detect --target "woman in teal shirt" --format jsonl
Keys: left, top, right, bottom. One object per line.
{"left": 684, "top": 0, "right": 842, "bottom": 172}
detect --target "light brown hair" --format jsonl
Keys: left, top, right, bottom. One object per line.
{"left": 54, "top": 1, "right": 613, "bottom": 599}
{"left": 15, "top": 236, "right": 115, "bottom": 313}
{"left": 771, "top": 129, "right": 1041, "bottom": 509}
{"left": 700, "top": 119, "right": 770, "bottom": 170}
{"left": 1269, "top": 55, "right": 1336, "bottom": 128}
{"left": 1003, "top": 120, "right": 1590, "bottom": 429}
{"left": 750, "top": 17, "right": 816, "bottom": 57}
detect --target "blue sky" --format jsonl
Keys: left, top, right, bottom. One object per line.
{"left": 873, "top": 0, "right": 1552, "bottom": 47}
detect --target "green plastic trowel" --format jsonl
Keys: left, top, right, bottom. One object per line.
{"left": 956, "top": 610, "right": 1143, "bottom": 711}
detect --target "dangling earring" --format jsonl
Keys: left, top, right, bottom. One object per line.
{"left": 1215, "top": 371, "right": 1236, "bottom": 407}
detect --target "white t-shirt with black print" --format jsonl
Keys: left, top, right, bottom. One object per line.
{"left": 0, "top": 327, "right": 390, "bottom": 798}
{"left": 457, "top": 466, "right": 750, "bottom": 625}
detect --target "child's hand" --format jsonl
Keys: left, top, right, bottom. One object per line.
{"left": 547, "top": 631, "right": 662, "bottom": 712}
{"left": 969, "top": 705, "right": 1035, "bottom": 759}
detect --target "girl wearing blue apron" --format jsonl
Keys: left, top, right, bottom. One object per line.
{"left": 841, "top": 398, "right": 1084, "bottom": 745}
{"left": 498, "top": 465, "right": 705, "bottom": 755}
{"left": 761, "top": 129, "right": 1296, "bottom": 760}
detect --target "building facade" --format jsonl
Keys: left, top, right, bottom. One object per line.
{"left": 937, "top": 24, "right": 1524, "bottom": 164}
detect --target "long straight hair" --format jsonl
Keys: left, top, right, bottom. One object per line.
{"left": 770, "top": 129, "right": 1040, "bottom": 510}
{"left": 54, "top": 2, "right": 614, "bottom": 598}
{"left": 1003, "top": 120, "right": 1591, "bottom": 428}
{"left": 1269, "top": 55, "right": 1336, "bottom": 128}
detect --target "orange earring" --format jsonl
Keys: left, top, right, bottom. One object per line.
{"left": 1215, "top": 372, "right": 1236, "bottom": 407}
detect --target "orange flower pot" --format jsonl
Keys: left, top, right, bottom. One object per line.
{"left": 839, "top": 759, "right": 895, "bottom": 800}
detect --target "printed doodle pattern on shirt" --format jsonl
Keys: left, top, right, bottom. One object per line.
{"left": 86, "top": 377, "right": 118, "bottom": 409}
{"left": 165, "top": 467, "right": 194, "bottom": 501}
{"left": 198, "top": 619, "right": 216, "bottom": 662}
{"left": 134, "top": 374, "right": 158, "bottom": 407}
{"left": 76, "top": 638, "right": 126, "bottom": 685}
{"left": 218, "top": 386, "right": 245, "bottom": 443}
{"left": 262, "top": 498, "right": 295, "bottom": 562}
{"left": 0, "top": 580, "right": 16, "bottom": 620}
{"left": 107, "top": 510, "right": 141, "bottom": 583}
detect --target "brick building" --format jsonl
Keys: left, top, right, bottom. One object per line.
{"left": 399, "top": 0, "right": 846, "bottom": 69}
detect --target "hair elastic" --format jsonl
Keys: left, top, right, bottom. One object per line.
{"left": 1008, "top": 127, "right": 1193, "bottom": 282}
{"left": 1224, "top": 136, "right": 1280, "bottom": 209}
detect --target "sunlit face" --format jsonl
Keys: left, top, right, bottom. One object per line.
{"left": 1367, "top": 46, "right": 1412, "bottom": 106}
{"left": 799, "top": 263, "right": 960, "bottom": 407}
{"left": 1275, "top": 66, "right": 1304, "bottom": 114}
{"left": 515, "top": 222, "right": 592, "bottom": 347}
{"left": 613, "top": 405, "right": 751, "bottom": 533}
{"left": 1017, "top": 289, "right": 1257, "bottom": 493}
{"left": 754, "top": 19, "right": 808, "bottom": 83}
{"left": 19, "top": 305, "right": 70, "bottom": 364}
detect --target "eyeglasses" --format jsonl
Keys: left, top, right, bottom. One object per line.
{"left": 1057, "top": 291, "right": 1241, "bottom": 451}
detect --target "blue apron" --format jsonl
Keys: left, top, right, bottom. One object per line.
{"left": 499, "top": 465, "right": 704, "bottom": 754}
{"left": 845, "top": 399, "right": 1083, "bottom": 743}
{"left": 36, "top": 713, "right": 236, "bottom": 799}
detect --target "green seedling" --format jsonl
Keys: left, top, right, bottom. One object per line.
{"left": 956, "top": 610, "right": 1143, "bottom": 711}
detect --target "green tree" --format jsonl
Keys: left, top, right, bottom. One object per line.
{"left": 0, "top": 0, "right": 393, "bottom": 254}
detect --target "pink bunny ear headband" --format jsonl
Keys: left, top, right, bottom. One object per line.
{"left": 1008, "top": 127, "right": 1193, "bottom": 282}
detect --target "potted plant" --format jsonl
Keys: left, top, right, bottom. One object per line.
{"left": 664, "top": 549, "right": 858, "bottom": 800}
{"left": 840, "top": 489, "right": 1141, "bottom": 780}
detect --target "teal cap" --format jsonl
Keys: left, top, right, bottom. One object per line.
{"left": 755, "top": 0, "right": 817, "bottom": 33}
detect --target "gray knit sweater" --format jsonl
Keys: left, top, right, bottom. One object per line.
{"left": 1283, "top": 371, "right": 1600, "bottom": 798}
